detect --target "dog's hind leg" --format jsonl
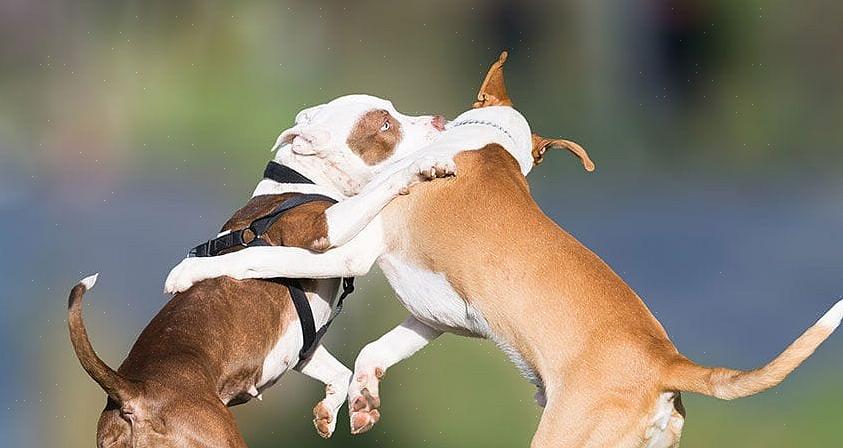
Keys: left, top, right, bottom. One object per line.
{"left": 530, "top": 388, "right": 650, "bottom": 448}
{"left": 296, "top": 345, "right": 352, "bottom": 438}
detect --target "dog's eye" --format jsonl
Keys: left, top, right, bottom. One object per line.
{"left": 380, "top": 120, "right": 390, "bottom": 132}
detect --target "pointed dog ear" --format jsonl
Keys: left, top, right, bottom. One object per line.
{"left": 531, "top": 134, "right": 595, "bottom": 172}
{"left": 474, "top": 51, "right": 513, "bottom": 108}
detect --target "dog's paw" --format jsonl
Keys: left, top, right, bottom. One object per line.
{"left": 309, "top": 236, "right": 331, "bottom": 253}
{"left": 396, "top": 153, "right": 457, "bottom": 195}
{"left": 348, "top": 367, "right": 384, "bottom": 435}
{"left": 312, "top": 401, "right": 336, "bottom": 438}
{"left": 411, "top": 154, "right": 457, "bottom": 181}
{"left": 164, "top": 258, "right": 223, "bottom": 294}
{"left": 164, "top": 258, "right": 198, "bottom": 294}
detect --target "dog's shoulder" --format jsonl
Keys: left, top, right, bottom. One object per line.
{"left": 221, "top": 193, "right": 332, "bottom": 251}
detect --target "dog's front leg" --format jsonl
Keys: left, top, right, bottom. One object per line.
{"left": 348, "top": 315, "right": 443, "bottom": 434}
{"left": 320, "top": 152, "right": 456, "bottom": 250}
{"left": 295, "top": 345, "right": 353, "bottom": 438}
{"left": 165, "top": 221, "right": 383, "bottom": 293}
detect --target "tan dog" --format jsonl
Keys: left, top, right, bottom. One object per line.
{"left": 165, "top": 54, "right": 842, "bottom": 447}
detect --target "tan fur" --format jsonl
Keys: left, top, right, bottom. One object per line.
{"left": 379, "top": 144, "right": 837, "bottom": 447}
{"left": 365, "top": 52, "right": 839, "bottom": 446}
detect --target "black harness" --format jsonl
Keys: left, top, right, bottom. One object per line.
{"left": 188, "top": 161, "right": 355, "bottom": 366}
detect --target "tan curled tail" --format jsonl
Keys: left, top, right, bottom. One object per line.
{"left": 663, "top": 299, "right": 843, "bottom": 400}
{"left": 68, "top": 274, "right": 137, "bottom": 404}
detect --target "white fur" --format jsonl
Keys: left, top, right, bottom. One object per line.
{"left": 643, "top": 392, "right": 684, "bottom": 448}
{"left": 817, "top": 298, "right": 843, "bottom": 330}
{"left": 447, "top": 106, "right": 533, "bottom": 175}
{"left": 348, "top": 315, "right": 442, "bottom": 414}
{"left": 324, "top": 153, "right": 456, "bottom": 248}
{"left": 256, "top": 324, "right": 301, "bottom": 389}
{"left": 379, "top": 255, "right": 493, "bottom": 337}
{"left": 252, "top": 179, "right": 347, "bottom": 201}
{"left": 297, "top": 345, "right": 353, "bottom": 436}
{"left": 272, "top": 94, "right": 443, "bottom": 197}
{"left": 80, "top": 273, "right": 99, "bottom": 290}
{"left": 256, "top": 277, "right": 341, "bottom": 390}
{"left": 162, "top": 95, "right": 457, "bottom": 435}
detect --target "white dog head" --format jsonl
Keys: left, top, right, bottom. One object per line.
{"left": 273, "top": 94, "right": 445, "bottom": 196}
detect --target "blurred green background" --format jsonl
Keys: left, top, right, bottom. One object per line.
{"left": 2, "top": 1, "right": 842, "bottom": 446}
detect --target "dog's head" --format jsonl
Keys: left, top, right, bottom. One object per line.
{"left": 274, "top": 94, "right": 445, "bottom": 195}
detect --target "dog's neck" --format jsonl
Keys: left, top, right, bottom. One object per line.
{"left": 446, "top": 106, "right": 533, "bottom": 175}
{"left": 251, "top": 147, "right": 348, "bottom": 200}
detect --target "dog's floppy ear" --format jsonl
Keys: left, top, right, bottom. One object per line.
{"left": 473, "top": 51, "right": 513, "bottom": 108}
{"left": 531, "top": 134, "right": 595, "bottom": 171}
{"left": 274, "top": 125, "right": 331, "bottom": 156}
{"left": 473, "top": 51, "right": 594, "bottom": 172}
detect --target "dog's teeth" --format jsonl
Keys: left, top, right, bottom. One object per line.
{"left": 257, "top": 394, "right": 263, "bottom": 401}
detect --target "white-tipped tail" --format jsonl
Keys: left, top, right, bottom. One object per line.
{"left": 665, "top": 298, "right": 843, "bottom": 400}
{"left": 80, "top": 273, "right": 99, "bottom": 290}
{"left": 817, "top": 299, "right": 843, "bottom": 330}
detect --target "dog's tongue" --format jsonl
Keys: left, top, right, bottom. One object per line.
{"left": 473, "top": 51, "right": 513, "bottom": 108}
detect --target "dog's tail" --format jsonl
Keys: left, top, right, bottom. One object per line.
{"left": 68, "top": 274, "right": 138, "bottom": 404}
{"left": 662, "top": 299, "right": 842, "bottom": 400}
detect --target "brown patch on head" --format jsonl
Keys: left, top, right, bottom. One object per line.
{"left": 473, "top": 51, "right": 513, "bottom": 108}
{"left": 346, "top": 109, "right": 403, "bottom": 165}
{"left": 531, "top": 134, "right": 595, "bottom": 171}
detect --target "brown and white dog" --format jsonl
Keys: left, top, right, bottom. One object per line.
{"left": 68, "top": 94, "right": 452, "bottom": 447}
{"left": 166, "top": 54, "right": 843, "bottom": 447}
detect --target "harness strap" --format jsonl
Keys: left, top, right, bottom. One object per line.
{"left": 187, "top": 163, "right": 356, "bottom": 367}
{"left": 188, "top": 193, "right": 336, "bottom": 257}
{"left": 295, "top": 276, "right": 355, "bottom": 367}
{"left": 248, "top": 193, "right": 336, "bottom": 237}
{"left": 302, "top": 277, "right": 355, "bottom": 361}
{"left": 263, "top": 161, "right": 315, "bottom": 185}
{"left": 281, "top": 279, "right": 317, "bottom": 362}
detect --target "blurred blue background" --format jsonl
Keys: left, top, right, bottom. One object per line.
{"left": 1, "top": 1, "right": 841, "bottom": 446}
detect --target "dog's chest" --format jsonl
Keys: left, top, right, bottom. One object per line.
{"left": 256, "top": 279, "right": 339, "bottom": 391}
{"left": 378, "top": 254, "right": 492, "bottom": 337}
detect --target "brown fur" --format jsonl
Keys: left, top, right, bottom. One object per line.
{"left": 346, "top": 109, "right": 404, "bottom": 165}
{"left": 68, "top": 194, "right": 333, "bottom": 447}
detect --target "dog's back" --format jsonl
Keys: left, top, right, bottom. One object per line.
{"left": 122, "top": 193, "right": 336, "bottom": 403}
